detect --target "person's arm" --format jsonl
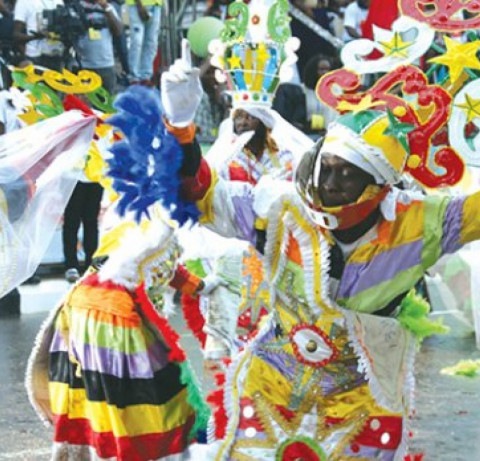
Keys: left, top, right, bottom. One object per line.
{"left": 97, "top": 0, "right": 123, "bottom": 37}
{"left": 135, "top": 0, "right": 150, "bottom": 22}
{"left": 13, "top": 20, "right": 42, "bottom": 47}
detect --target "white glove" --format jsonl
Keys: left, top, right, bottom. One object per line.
{"left": 199, "top": 274, "right": 228, "bottom": 295}
{"left": 160, "top": 39, "right": 204, "bottom": 127}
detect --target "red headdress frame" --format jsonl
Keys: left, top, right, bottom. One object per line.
{"left": 316, "top": 65, "right": 464, "bottom": 188}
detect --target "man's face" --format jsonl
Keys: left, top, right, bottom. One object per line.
{"left": 233, "top": 109, "right": 262, "bottom": 135}
{"left": 318, "top": 153, "right": 375, "bottom": 207}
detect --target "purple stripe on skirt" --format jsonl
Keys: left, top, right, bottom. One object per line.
{"left": 50, "top": 329, "right": 169, "bottom": 379}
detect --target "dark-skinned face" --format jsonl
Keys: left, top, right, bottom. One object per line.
{"left": 318, "top": 153, "right": 376, "bottom": 207}
{"left": 233, "top": 109, "right": 262, "bottom": 135}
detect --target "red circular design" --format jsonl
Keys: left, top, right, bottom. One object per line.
{"left": 281, "top": 441, "right": 322, "bottom": 461}
{"left": 251, "top": 14, "right": 260, "bottom": 25}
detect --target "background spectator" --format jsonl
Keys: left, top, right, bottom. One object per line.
{"left": 126, "top": 0, "right": 162, "bottom": 84}
{"left": 13, "top": 0, "right": 65, "bottom": 70}
{"left": 302, "top": 53, "right": 340, "bottom": 134}
{"left": 194, "top": 59, "right": 229, "bottom": 140}
{"left": 342, "top": 0, "right": 370, "bottom": 42}
{"left": 111, "top": 0, "right": 130, "bottom": 85}
{"left": 74, "top": 0, "right": 123, "bottom": 94}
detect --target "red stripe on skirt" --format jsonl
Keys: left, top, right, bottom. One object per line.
{"left": 53, "top": 413, "right": 195, "bottom": 460}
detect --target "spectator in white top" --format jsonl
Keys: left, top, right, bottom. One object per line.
{"left": 342, "top": 0, "right": 370, "bottom": 42}
{"left": 13, "top": 0, "right": 65, "bottom": 70}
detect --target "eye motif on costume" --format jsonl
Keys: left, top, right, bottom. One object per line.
{"left": 341, "top": 16, "right": 435, "bottom": 75}
{"left": 289, "top": 324, "right": 338, "bottom": 367}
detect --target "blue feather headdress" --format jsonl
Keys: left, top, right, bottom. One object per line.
{"left": 107, "top": 85, "right": 199, "bottom": 224}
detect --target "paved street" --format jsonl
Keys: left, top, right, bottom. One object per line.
{"left": 0, "top": 278, "right": 479, "bottom": 460}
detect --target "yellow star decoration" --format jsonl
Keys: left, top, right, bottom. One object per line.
{"left": 257, "top": 42, "right": 270, "bottom": 62}
{"left": 378, "top": 32, "right": 413, "bottom": 58}
{"left": 337, "top": 94, "right": 384, "bottom": 113}
{"left": 455, "top": 93, "right": 480, "bottom": 122}
{"left": 231, "top": 392, "right": 370, "bottom": 461}
{"left": 429, "top": 36, "right": 480, "bottom": 84}
{"left": 227, "top": 55, "right": 242, "bottom": 69}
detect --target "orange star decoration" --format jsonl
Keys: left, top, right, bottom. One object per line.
{"left": 428, "top": 36, "right": 480, "bottom": 84}
{"left": 378, "top": 32, "right": 413, "bottom": 58}
{"left": 454, "top": 93, "right": 480, "bottom": 122}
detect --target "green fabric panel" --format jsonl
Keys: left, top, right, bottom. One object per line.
{"left": 421, "top": 195, "right": 449, "bottom": 270}
{"left": 277, "top": 260, "right": 307, "bottom": 301}
{"left": 184, "top": 258, "right": 207, "bottom": 278}
{"left": 338, "top": 110, "right": 383, "bottom": 134}
{"left": 64, "top": 310, "right": 155, "bottom": 353}
{"left": 339, "top": 265, "right": 424, "bottom": 313}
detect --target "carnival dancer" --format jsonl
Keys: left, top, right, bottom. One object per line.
{"left": 25, "top": 85, "right": 212, "bottom": 460}
{"left": 177, "top": 15, "right": 314, "bottom": 361}
{"left": 159, "top": 1, "right": 480, "bottom": 458}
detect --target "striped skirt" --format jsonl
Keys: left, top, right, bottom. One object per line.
{"left": 32, "top": 275, "right": 207, "bottom": 460}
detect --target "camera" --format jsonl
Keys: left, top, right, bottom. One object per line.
{"left": 41, "top": 0, "right": 108, "bottom": 44}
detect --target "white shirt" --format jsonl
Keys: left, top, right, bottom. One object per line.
{"left": 14, "top": 0, "right": 63, "bottom": 58}
{"left": 342, "top": 1, "right": 368, "bottom": 42}
{"left": 0, "top": 89, "right": 27, "bottom": 133}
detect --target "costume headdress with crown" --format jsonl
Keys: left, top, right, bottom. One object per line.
{"left": 209, "top": 0, "right": 299, "bottom": 109}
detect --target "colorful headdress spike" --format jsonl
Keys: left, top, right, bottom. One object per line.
{"left": 209, "top": 0, "right": 298, "bottom": 109}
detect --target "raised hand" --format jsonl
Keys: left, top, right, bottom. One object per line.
{"left": 160, "top": 39, "right": 204, "bottom": 127}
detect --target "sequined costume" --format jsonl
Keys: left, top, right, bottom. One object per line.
{"left": 180, "top": 151, "right": 479, "bottom": 459}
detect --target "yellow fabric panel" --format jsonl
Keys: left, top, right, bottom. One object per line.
{"left": 460, "top": 190, "right": 480, "bottom": 245}
{"left": 197, "top": 168, "right": 219, "bottom": 225}
{"left": 348, "top": 199, "right": 425, "bottom": 264}
{"left": 362, "top": 117, "right": 408, "bottom": 173}
{"left": 242, "top": 358, "right": 399, "bottom": 419}
{"left": 322, "top": 384, "right": 400, "bottom": 420}
{"left": 49, "top": 382, "right": 193, "bottom": 437}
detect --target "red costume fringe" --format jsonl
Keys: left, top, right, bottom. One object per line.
{"left": 180, "top": 293, "right": 207, "bottom": 347}
{"left": 134, "top": 284, "right": 186, "bottom": 362}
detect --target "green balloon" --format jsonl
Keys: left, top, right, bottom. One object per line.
{"left": 187, "top": 16, "right": 224, "bottom": 58}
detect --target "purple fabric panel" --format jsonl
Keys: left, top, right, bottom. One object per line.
{"left": 50, "top": 329, "right": 169, "bottom": 379}
{"left": 338, "top": 240, "right": 423, "bottom": 298}
{"left": 232, "top": 195, "right": 257, "bottom": 245}
{"left": 441, "top": 196, "right": 465, "bottom": 255}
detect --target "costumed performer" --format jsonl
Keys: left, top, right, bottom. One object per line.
{"left": 25, "top": 83, "right": 213, "bottom": 460}
{"left": 160, "top": 2, "right": 480, "bottom": 457}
